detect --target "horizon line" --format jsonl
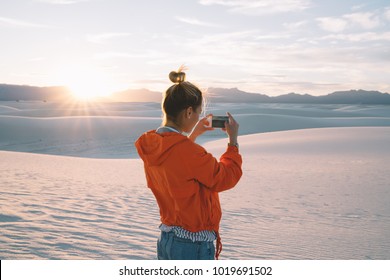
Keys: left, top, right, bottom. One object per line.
{"left": 0, "top": 83, "right": 389, "bottom": 98}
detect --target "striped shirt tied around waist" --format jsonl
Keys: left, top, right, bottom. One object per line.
{"left": 159, "top": 224, "right": 217, "bottom": 242}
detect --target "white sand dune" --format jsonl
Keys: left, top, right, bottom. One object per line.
{"left": 206, "top": 127, "right": 390, "bottom": 259}
{"left": 1, "top": 101, "right": 390, "bottom": 259}
{"left": 0, "top": 152, "right": 155, "bottom": 259}
{"left": 1, "top": 102, "right": 389, "bottom": 158}
{"left": 1, "top": 126, "right": 390, "bottom": 259}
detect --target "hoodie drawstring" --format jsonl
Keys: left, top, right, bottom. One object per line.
{"left": 215, "top": 231, "right": 222, "bottom": 260}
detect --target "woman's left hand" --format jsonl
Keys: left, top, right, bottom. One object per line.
{"left": 188, "top": 114, "right": 214, "bottom": 142}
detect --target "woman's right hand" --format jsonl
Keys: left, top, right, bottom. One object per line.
{"left": 188, "top": 114, "right": 214, "bottom": 142}
{"left": 223, "top": 112, "right": 239, "bottom": 145}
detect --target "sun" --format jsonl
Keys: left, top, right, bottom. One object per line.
{"left": 55, "top": 64, "right": 118, "bottom": 101}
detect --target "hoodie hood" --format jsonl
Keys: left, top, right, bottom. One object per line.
{"left": 135, "top": 130, "right": 188, "bottom": 166}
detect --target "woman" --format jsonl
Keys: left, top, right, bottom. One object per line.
{"left": 135, "top": 68, "right": 242, "bottom": 260}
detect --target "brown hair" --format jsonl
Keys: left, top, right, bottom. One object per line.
{"left": 162, "top": 67, "right": 203, "bottom": 125}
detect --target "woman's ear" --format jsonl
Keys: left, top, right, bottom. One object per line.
{"left": 186, "top": 107, "right": 193, "bottom": 119}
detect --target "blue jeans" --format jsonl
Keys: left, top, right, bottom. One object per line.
{"left": 157, "top": 231, "right": 215, "bottom": 260}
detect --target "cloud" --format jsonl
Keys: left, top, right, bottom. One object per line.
{"left": 93, "top": 50, "right": 164, "bottom": 60}
{"left": 385, "top": 7, "right": 390, "bottom": 21}
{"left": 317, "top": 17, "right": 348, "bottom": 33}
{"left": 283, "top": 20, "right": 308, "bottom": 31}
{"left": 322, "top": 32, "right": 390, "bottom": 42}
{"left": 198, "top": 0, "right": 311, "bottom": 15}
{"left": 170, "top": 25, "right": 389, "bottom": 93}
{"left": 175, "top": 17, "right": 220, "bottom": 27}
{"left": 351, "top": 4, "right": 367, "bottom": 11}
{"left": 317, "top": 12, "right": 381, "bottom": 33}
{"left": 87, "top": 33, "right": 131, "bottom": 44}
{"left": 28, "top": 57, "right": 46, "bottom": 62}
{"left": 343, "top": 12, "right": 380, "bottom": 30}
{"left": 93, "top": 52, "right": 143, "bottom": 60}
{"left": 0, "top": 16, "right": 51, "bottom": 28}
{"left": 254, "top": 33, "right": 291, "bottom": 40}
{"left": 34, "top": 0, "right": 90, "bottom": 4}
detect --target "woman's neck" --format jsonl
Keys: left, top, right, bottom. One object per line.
{"left": 164, "top": 121, "right": 182, "bottom": 133}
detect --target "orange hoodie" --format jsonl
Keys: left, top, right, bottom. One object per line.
{"left": 135, "top": 130, "right": 242, "bottom": 259}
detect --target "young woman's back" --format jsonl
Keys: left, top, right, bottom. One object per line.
{"left": 136, "top": 68, "right": 242, "bottom": 259}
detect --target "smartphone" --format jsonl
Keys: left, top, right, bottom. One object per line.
{"left": 208, "top": 116, "right": 229, "bottom": 128}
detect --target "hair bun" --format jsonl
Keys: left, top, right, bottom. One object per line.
{"left": 169, "top": 71, "right": 186, "bottom": 84}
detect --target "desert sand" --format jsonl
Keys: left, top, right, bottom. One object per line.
{"left": 1, "top": 101, "right": 389, "bottom": 259}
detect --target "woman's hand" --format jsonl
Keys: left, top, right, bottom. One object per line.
{"left": 222, "top": 112, "right": 239, "bottom": 145}
{"left": 188, "top": 114, "right": 214, "bottom": 142}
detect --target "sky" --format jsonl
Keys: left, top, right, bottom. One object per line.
{"left": 1, "top": 0, "right": 390, "bottom": 97}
